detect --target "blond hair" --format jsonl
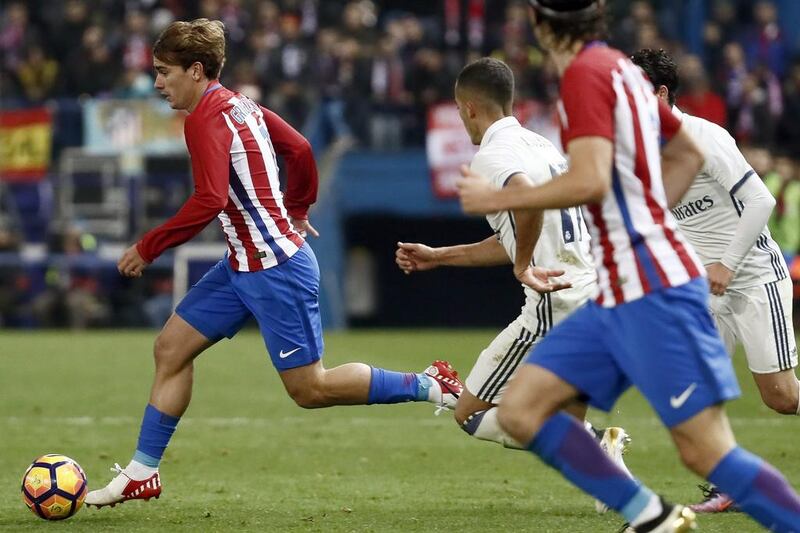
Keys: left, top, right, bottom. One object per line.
{"left": 153, "top": 18, "right": 226, "bottom": 79}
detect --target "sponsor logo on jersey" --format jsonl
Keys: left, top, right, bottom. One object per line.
{"left": 670, "top": 195, "right": 714, "bottom": 221}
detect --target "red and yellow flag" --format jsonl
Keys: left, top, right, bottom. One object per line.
{"left": 0, "top": 108, "right": 53, "bottom": 182}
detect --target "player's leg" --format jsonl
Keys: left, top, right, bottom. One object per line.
{"left": 456, "top": 331, "right": 589, "bottom": 448}
{"left": 86, "top": 260, "right": 251, "bottom": 508}
{"left": 248, "top": 244, "right": 457, "bottom": 408}
{"left": 669, "top": 405, "right": 800, "bottom": 530}
{"left": 495, "top": 303, "right": 694, "bottom": 531}
{"left": 752, "top": 370, "right": 800, "bottom": 415}
{"left": 457, "top": 318, "right": 538, "bottom": 448}
{"left": 622, "top": 278, "right": 800, "bottom": 530}
{"left": 737, "top": 279, "right": 800, "bottom": 414}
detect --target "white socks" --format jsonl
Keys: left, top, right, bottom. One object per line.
{"left": 631, "top": 493, "right": 664, "bottom": 527}
{"left": 125, "top": 460, "right": 158, "bottom": 480}
{"left": 462, "top": 407, "right": 523, "bottom": 449}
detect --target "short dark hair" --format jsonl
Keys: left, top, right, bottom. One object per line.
{"left": 630, "top": 48, "right": 679, "bottom": 106}
{"left": 456, "top": 57, "right": 514, "bottom": 110}
{"left": 528, "top": 0, "right": 607, "bottom": 47}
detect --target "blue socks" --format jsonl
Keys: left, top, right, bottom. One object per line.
{"left": 527, "top": 412, "right": 652, "bottom": 521}
{"left": 709, "top": 446, "right": 800, "bottom": 531}
{"left": 367, "top": 367, "right": 429, "bottom": 404}
{"left": 133, "top": 404, "right": 180, "bottom": 468}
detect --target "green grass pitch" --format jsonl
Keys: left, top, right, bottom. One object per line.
{"left": 1, "top": 329, "right": 797, "bottom": 532}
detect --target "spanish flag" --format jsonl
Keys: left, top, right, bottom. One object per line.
{"left": 0, "top": 108, "right": 52, "bottom": 182}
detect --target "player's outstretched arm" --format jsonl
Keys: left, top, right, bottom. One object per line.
{"left": 395, "top": 237, "right": 509, "bottom": 274}
{"left": 457, "top": 137, "right": 612, "bottom": 214}
{"left": 661, "top": 124, "right": 704, "bottom": 208}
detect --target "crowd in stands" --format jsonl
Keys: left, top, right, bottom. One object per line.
{"left": 1, "top": 0, "right": 799, "bottom": 327}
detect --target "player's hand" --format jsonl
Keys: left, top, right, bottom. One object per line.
{"left": 396, "top": 242, "right": 439, "bottom": 274}
{"left": 118, "top": 244, "right": 149, "bottom": 278}
{"left": 456, "top": 165, "right": 500, "bottom": 215}
{"left": 515, "top": 266, "right": 572, "bottom": 294}
{"left": 291, "top": 217, "right": 320, "bottom": 238}
{"left": 706, "top": 262, "right": 734, "bottom": 296}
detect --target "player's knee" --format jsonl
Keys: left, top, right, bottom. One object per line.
{"left": 152, "top": 334, "right": 184, "bottom": 372}
{"left": 285, "top": 381, "right": 327, "bottom": 409}
{"left": 760, "top": 387, "right": 798, "bottom": 415}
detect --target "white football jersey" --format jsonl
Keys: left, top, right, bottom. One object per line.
{"left": 670, "top": 108, "right": 787, "bottom": 290}
{"left": 471, "top": 117, "right": 597, "bottom": 333}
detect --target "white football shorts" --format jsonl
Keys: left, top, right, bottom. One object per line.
{"left": 710, "top": 277, "right": 797, "bottom": 374}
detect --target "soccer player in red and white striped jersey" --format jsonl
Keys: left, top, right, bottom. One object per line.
{"left": 87, "top": 18, "right": 462, "bottom": 508}
{"left": 457, "top": 1, "right": 800, "bottom": 532}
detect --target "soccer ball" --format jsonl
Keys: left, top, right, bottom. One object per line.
{"left": 21, "top": 454, "right": 87, "bottom": 520}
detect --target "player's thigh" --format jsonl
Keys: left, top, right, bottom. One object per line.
{"left": 526, "top": 301, "right": 630, "bottom": 413}
{"left": 751, "top": 369, "right": 800, "bottom": 413}
{"left": 735, "top": 279, "right": 798, "bottom": 374}
{"left": 464, "top": 316, "right": 538, "bottom": 405}
{"left": 610, "top": 278, "right": 740, "bottom": 429}
{"left": 174, "top": 259, "right": 251, "bottom": 343}
{"left": 708, "top": 294, "right": 738, "bottom": 356}
{"left": 234, "top": 244, "right": 324, "bottom": 371}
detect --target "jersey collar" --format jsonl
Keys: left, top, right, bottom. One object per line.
{"left": 480, "top": 116, "right": 520, "bottom": 149}
{"left": 671, "top": 105, "right": 684, "bottom": 120}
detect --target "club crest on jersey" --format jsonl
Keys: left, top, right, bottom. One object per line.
{"left": 230, "top": 98, "right": 262, "bottom": 125}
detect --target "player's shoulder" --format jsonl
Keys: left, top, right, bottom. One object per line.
{"left": 565, "top": 46, "right": 626, "bottom": 78}
{"left": 680, "top": 111, "right": 739, "bottom": 155}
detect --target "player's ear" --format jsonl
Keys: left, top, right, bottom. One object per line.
{"left": 191, "top": 62, "right": 203, "bottom": 81}
{"left": 657, "top": 85, "right": 670, "bottom": 103}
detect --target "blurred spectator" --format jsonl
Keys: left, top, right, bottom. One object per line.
{"left": 367, "top": 34, "right": 412, "bottom": 149}
{"left": 742, "top": 1, "right": 788, "bottom": 78}
{"left": 63, "top": 25, "right": 120, "bottom": 97}
{"left": 764, "top": 155, "right": 800, "bottom": 256}
{"left": 778, "top": 61, "right": 800, "bottom": 157}
{"left": 49, "top": 0, "right": 90, "bottom": 64}
{"left": 265, "top": 12, "right": 313, "bottom": 128}
{"left": 676, "top": 54, "right": 728, "bottom": 127}
{"left": 15, "top": 43, "right": 59, "bottom": 102}
{"left": 31, "top": 226, "right": 111, "bottom": 329}
{"left": 121, "top": 10, "right": 153, "bottom": 74}
{"left": 0, "top": 2, "right": 37, "bottom": 73}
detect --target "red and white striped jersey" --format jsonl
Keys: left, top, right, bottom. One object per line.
{"left": 137, "top": 83, "right": 316, "bottom": 271}
{"left": 558, "top": 44, "right": 704, "bottom": 306}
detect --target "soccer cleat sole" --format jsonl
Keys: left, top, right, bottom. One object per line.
{"left": 87, "top": 494, "right": 160, "bottom": 509}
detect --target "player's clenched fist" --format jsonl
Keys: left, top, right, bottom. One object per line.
{"left": 456, "top": 164, "right": 500, "bottom": 215}
{"left": 396, "top": 242, "right": 439, "bottom": 274}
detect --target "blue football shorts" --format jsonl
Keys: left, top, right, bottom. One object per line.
{"left": 175, "top": 243, "right": 323, "bottom": 371}
{"left": 527, "top": 277, "right": 741, "bottom": 428}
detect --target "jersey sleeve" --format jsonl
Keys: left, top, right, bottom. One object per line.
{"left": 136, "top": 113, "right": 232, "bottom": 262}
{"left": 559, "top": 63, "right": 615, "bottom": 145}
{"left": 658, "top": 99, "right": 682, "bottom": 141}
{"left": 260, "top": 106, "right": 318, "bottom": 219}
